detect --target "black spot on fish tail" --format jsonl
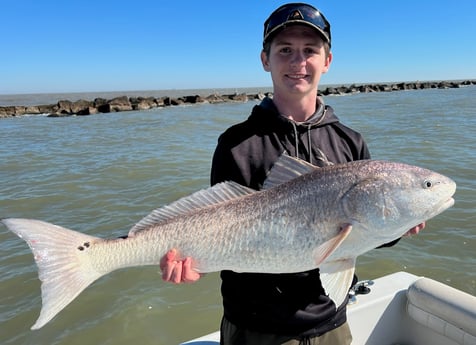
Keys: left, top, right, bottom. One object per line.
{"left": 77, "top": 242, "right": 91, "bottom": 251}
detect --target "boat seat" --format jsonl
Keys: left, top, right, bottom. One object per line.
{"left": 407, "top": 277, "right": 476, "bottom": 345}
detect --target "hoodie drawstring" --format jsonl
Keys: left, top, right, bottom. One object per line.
{"left": 289, "top": 122, "right": 315, "bottom": 165}
{"left": 307, "top": 124, "right": 313, "bottom": 165}
{"left": 291, "top": 121, "right": 300, "bottom": 159}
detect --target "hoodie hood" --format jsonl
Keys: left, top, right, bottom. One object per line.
{"left": 247, "top": 97, "right": 340, "bottom": 165}
{"left": 252, "top": 96, "right": 340, "bottom": 129}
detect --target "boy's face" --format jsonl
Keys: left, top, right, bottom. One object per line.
{"left": 261, "top": 25, "right": 332, "bottom": 98}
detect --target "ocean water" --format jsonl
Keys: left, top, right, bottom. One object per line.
{"left": 0, "top": 86, "right": 475, "bottom": 344}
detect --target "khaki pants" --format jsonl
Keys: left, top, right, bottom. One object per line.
{"left": 220, "top": 317, "right": 352, "bottom": 345}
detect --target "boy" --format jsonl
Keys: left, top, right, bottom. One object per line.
{"left": 161, "top": 3, "right": 424, "bottom": 344}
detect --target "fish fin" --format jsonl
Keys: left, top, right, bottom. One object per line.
{"left": 319, "top": 258, "right": 356, "bottom": 308}
{"left": 262, "top": 153, "right": 318, "bottom": 190}
{"left": 313, "top": 223, "right": 352, "bottom": 266}
{"left": 129, "top": 181, "right": 256, "bottom": 235}
{"left": 1, "top": 218, "right": 103, "bottom": 330}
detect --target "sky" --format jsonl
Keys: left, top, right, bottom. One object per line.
{"left": 1, "top": 0, "right": 475, "bottom": 94}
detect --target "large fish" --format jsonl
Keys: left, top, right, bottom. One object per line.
{"left": 2, "top": 155, "right": 456, "bottom": 330}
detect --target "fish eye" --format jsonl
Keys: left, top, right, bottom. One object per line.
{"left": 423, "top": 180, "right": 433, "bottom": 189}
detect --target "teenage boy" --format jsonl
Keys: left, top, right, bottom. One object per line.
{"left": 161, "top": 3, "right": 424, "bottom": 344}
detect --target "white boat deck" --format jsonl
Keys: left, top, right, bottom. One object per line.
{"left": 182, "top": 271, "right": 476, "bottom": 345}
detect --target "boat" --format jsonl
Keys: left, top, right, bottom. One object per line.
{"left": 181, "top": 271, "right": 476, "bottom": 345}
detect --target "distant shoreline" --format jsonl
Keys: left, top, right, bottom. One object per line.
{"left": 1, "top": 80, "right": 474, "bottom": 118}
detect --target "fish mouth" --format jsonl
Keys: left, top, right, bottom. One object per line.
{"left": 422, "top": 197, "right": 454, "bottom": 221}
{"left": 434, "top": 197, "right": 455, "bottom": 215}
{"left": 444, "top": 197, "right": 455, "bottom": 209}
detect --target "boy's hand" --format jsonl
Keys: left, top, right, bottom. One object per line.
{"left": 160, "top": 249, "right": 201, "bottom": 283}
{"left": 404, "top": 222, "right": 426, "bottom": 236}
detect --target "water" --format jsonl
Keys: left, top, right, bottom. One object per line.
{"left": 1, "top": 86, "right": 475, "bottom": 344}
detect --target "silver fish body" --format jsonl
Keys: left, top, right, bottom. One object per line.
{"left": 1, "top": 155, "right": 456, "bottom": 330}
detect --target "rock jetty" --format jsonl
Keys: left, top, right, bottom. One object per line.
{"left": 1, "top": 80, "right": 474, "bottom": 119}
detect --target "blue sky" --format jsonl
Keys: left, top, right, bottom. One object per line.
{"left": 2, "top": 1, "right": 475, "bottom": 94}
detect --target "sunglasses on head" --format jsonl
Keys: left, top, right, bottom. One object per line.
{"left": 263, "top": 3, "right": 331, "bottom": 46}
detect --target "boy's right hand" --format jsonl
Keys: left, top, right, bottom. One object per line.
{"left": 160, "top": 248, "right": 201, "bottom": 283}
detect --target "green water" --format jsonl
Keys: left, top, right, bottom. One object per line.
{"left": 0, "top": 87, "right": 475, "bottom": 344}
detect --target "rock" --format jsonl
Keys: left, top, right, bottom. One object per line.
{"left": 133, "top": 100, "right": 154, "bottom": 110}
{"left": 163, "top": 97, "right": 184, "bottom": 106}
{"left": 321, "top": 87, "right": 336, "bottom": 95}
{"left": 97, "top": 104, "right": 111, "bottom": 113}
{"left": 183, "top": 95, "right": 203, "bottom": 104}
{"left": 384, "top": 84, "right": 393, "bottom": 91}
{"left": 87, "top": 106, "right": 98, "bottom": 115}
{"left": 227, "top": 93, "right": 248, "bottom": 102}
{"left": 171, "top": 98, "right": 184, "bottom": 106}
{"left": 131, "top": 97, "right": 157, "bottom": 110}
{"left": 24, "top": 106, "right": 40, "bottom": 114}
{"left": 39, "top": 104, "right": 58, "bottom": 115}
{"left": 358, "top": 85, "right": 373, "bottom": 93}
{"left": 94, "top": 98, "right": 109, "bottom": 113}
{"left": 0, "top": 106, "right": 16, "bottom": 117}
{"left": 256, "top": 92, "right": 266, "bottom": 101}
{"left": 71, "top": 99, "right": 93, "bottom": 115}
{"left": 94, "top": 98, "right": 108, "bottom": 107}
{"left": 108, "top": 96, "right": 132, "bottom": 112}
{"left": 57, "top": 100, "right": 74, "bottom": 114}
{"left": 205, "top": 94, "right": 225, "bottom": 104}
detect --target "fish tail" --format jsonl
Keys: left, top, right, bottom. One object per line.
{"left": 1, "top": 218, "right": 103, "bottom": 330}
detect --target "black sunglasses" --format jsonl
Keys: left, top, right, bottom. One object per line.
{"left": 263, "top": 3, "right": 331, "bottom": 46}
